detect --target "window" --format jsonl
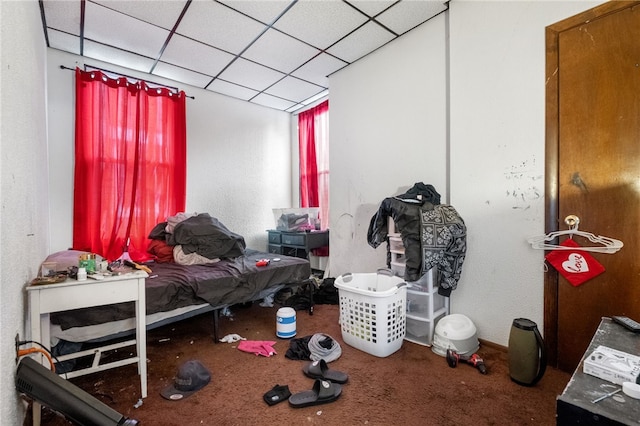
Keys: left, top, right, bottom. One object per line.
{"left": 298, "top": 100, "right": 329, "bottom": 230}
{"left": 73, "top": 68, "right": 187, "bottom": 261}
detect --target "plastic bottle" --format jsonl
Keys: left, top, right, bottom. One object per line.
{"left": 77, "top": 267, "right": 87, "bottom": 281}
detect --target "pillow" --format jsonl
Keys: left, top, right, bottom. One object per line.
{"left": 43, "top": 250, "right": 104, "bottom": 273}
{"left": 147, "top": 239, "right": 174, "bottom": 263}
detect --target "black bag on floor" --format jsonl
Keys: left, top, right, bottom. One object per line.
{"left": 313, "top": 278, "right": 338, "bottom": 305}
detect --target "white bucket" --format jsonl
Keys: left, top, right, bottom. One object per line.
{"left": 276, "top": 307, "right": 296, "bottom": 338}
{"left": 432, "top": 314, "right": 479, "bottom": 357}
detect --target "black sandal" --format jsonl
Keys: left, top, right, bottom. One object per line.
{"left": 288, "top": 379, "right": 342, "bottom": 408}
{"left": 302, "top": 359, "right": 348, "bottom": 384}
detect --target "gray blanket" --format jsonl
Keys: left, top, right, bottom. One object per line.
{"left": 167, "top": 213, "right": 246, "bottom": 259}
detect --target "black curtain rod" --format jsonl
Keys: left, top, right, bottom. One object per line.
{"left": 60, "top": 65, "right": 195, "bottom": 99}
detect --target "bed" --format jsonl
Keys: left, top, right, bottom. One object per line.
{"left": 45, "top": 248, "right": 312, "bottom": 349}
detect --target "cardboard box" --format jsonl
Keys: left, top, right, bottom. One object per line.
{"left": 583, "top": 345, "right": 640, "bottom": 385}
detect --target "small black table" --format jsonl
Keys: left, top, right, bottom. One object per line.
{"left": 557, "top": 317, "right": 640, "bottom": 425}
{"left": 267, "top": 229, "right": 329, "bottom": 259}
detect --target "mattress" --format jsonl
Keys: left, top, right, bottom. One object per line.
{"left": 49, "top": 249, "right": 310, "bottom": 342}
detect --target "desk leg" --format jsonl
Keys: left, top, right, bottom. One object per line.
{"left": 136, "top": 280, "right": 147, "bottom": 398}
{"left": 29, "top": 291, "right": 43, "bottom": 426}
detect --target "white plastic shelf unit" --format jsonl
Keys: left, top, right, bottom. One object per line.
{"left": 387, "top": 218, "right": 406, "bottom": 277}
{"left": 405, "top": 269, "right": 450, "bottom": 346}
{"left": 386, "top": 218, "right": 450, "bottom": 346}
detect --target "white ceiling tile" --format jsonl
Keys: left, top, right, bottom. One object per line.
{"left": 217, "top": 58, "right": 286, "bottom": 92}
{"left": 287, "top": 90, "right": 329, "bottom": 112}
{"left": 291, "top": 53, "right": 347, "bottom": 87}
{"left": 219, "top": 0, "right": 295, "bottom": 25}
{"left": 83, "top": 40, "right": 157, "bottom": 73}
{"left": 250, "top": 93, "right": 297, "bottom": 111}
{"left": 160, "top": 34, "right": 235, "bottom": 77}
{"left": 376, "top": 0, "right": 447, "bottom": 35}
{"left": 41, "top": 0, "right": 446, "bottom": 111}
{"left": 176, "top": 1, "right": 266, "bottom": 55}
{"left": 265, "top": 76, "right": 324, "bottom": 103}
{"left": 43, "top": 0, "right": 81, "bottom": 35}
{"left": 346, "top": 0, "right": 396, "bottom": 18}
{"left": 286, "top": 103, "right": 306, "bottom": 113}
{"left": 302, "top": 90, "right": 329, "bottom": 105}
{"left": 242, "top": 29, "right": 320, "bottom": 74}
{"left": 84, "top": 2, "right": 169, "bottom": 59}
{"left": 153, "top": 62, "right": 212, "bottom": 89}
{"left": 206, "top": 79, "right": 259, "bottom": 101}
{"left": 273, "top": 1, "right": 369, "bottom": 50}
{"left": 327, "top": 21, "right": 396, "bottom": 63}
{"left": 48, "top": 29, "right": 81, "bottom": 55}
{"left": 92, "top": 0, "right": 188, "bottom": 30}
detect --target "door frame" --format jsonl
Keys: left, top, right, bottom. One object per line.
{"left": 544, "top": 0, "right": 640, "bottom": 368}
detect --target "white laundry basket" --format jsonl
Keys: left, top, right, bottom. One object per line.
{"left": 334, "top": 270, "right": 407, "bottom": 357}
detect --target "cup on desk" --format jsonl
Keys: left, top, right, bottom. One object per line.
{"left": 40, "top": 261, "right": 57, "bottom": 277}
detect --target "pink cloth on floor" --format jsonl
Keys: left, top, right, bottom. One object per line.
{"left": 237, "top": 340, "right": 277, "bottom": 357}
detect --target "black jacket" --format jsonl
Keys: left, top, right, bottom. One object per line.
{"left": 367, "top": 185, "right": 466, "bottom": 296}
{"left": 367, "top": 197, "right": 424, "bottom": 282}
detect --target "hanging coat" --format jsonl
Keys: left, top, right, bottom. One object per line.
{"left": 419, "top": 204, "right": 467, "bottom": 296}
{"left": 367, "top": 197, "right": 423, "bottom": 282}
{"left": 367, "top": 183, "right": 466, "bottom": 296}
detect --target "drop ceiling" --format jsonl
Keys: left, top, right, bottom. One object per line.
{"left": 41, "top": 0, "right": 448, "bottom": 112}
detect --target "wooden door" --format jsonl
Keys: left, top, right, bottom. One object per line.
{"left": 545, "top": 1, "right": 640, "bottom": 372}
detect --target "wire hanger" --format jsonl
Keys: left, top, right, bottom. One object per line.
{"left": 527, "top": 215, "right": 623, "bottom": 254}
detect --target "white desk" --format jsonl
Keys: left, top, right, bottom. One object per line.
{"left": 27, "top": 271, "right": 148, "bottom": 423}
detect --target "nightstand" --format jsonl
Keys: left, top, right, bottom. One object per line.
{"left": 267, "top": 229, "right": 329, "bottom": 259}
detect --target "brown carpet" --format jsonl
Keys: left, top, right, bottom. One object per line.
{"left": 31, "top": 303, "right": 570, "bottom": 426}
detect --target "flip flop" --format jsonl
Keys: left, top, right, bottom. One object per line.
{"left": 303, "top": 359, "right": 349, "bottom": 384}
{"left": 288, "top": 379, "right": 342, "bottom": 408}
{"left": 263, "top": 384, "right": 291, "bottom": 406}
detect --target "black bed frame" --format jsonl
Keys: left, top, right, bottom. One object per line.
{"left": 211, "top": 278, "right": 315, "bottom": 342}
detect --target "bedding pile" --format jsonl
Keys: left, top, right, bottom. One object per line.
{"left": 147, "top": 212, "right": 246, "bottom": 265}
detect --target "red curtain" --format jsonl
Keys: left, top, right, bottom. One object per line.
{"left": 298, "top": 100, "right": 329, "bottom": 229}
{"left": 73, "top": 68, "right": 187, "bottom": 262}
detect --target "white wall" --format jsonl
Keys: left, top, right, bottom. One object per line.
{"left": 47, "top": 49, "right": 293, "bottom": 254}
{"left": 330, "top": 14, "right": 449, "bottom": 276}
{"left": 3, "top": 3, "right": 612, "bottom": 422}
{"left": 448, "top": 0, "right": 600, "bottom": 345}
{"left": 1, "top": 1, "right": 49, "bottom": 424}
{"left": 329, "top": 1, "right": 601, "bottom": 347}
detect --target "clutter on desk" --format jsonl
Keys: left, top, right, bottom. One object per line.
{"left": 78, "top": 252, "right": 97, "bottom": 273}
{"left": 583, "top": 345, "right": 640, "bottom": 385}
{"left": 30, "top": 274, "right": 68, "bottom": 286}
{"left": 77, "top": 267, "right": 87, "bottom": 281}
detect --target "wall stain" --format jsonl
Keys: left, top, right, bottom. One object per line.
{"left": 504, "top": 157, "right": 542, "bottom": 210}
